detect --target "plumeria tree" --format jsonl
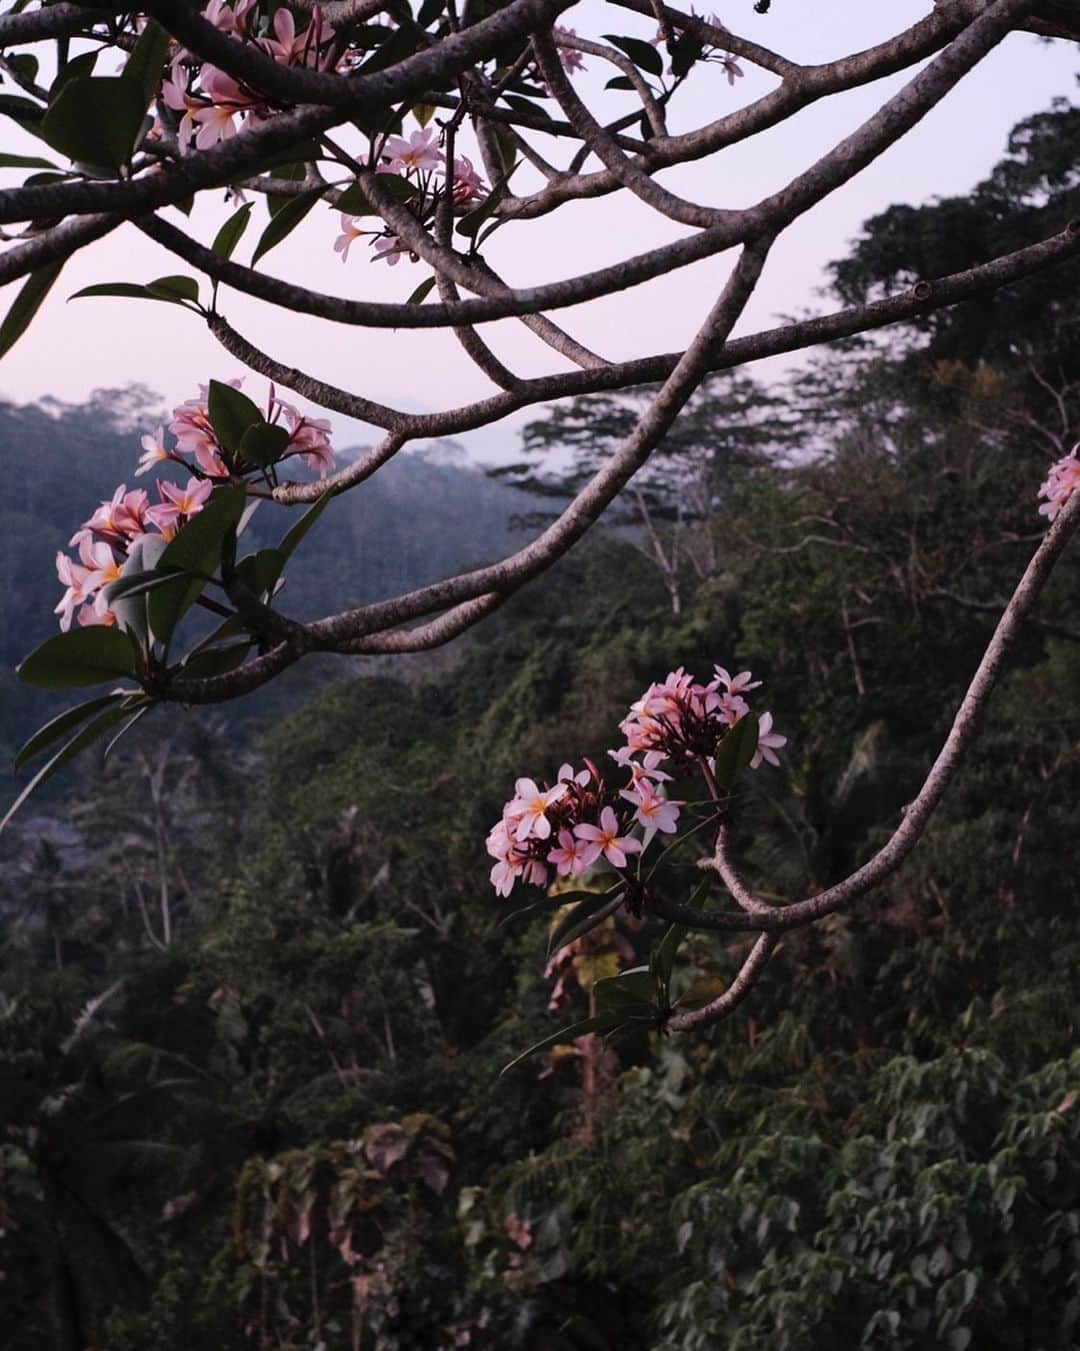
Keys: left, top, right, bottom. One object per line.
{"left": 2, "top": 0, "right": 1080, "bottom": 1045}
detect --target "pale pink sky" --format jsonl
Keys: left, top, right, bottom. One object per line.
{"left": 1, "top": 3, "right": 1077, "bottom": 456}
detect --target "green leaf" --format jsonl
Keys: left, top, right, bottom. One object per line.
{"left": 233, "top": 548, "right": 285, "bottom": 601}
{"left": 594, "top": 966, "right": 655, "bottom": 1016}
{"left": 206, "top": 380, "right": 263, "bottom": 454}
{"left": 211, "top": 202, "right": 254, "bottom": 259}
{"left": 712, "top": 712, "right": 759, "bottom": 790}
{"left": 145, "top": 274, "right": 200, "bottom": 306}
{"left": 175, "top": 640, "right": 252, "bottom": 681}
{"left": 278, "top": 490, "right": 333, "bottom": 563}
{"left": 406, "top": 276, "right": 436, "bottom": 305}
{"left": 335, "top": 180, "right": 374, "bottom": 217}
{"left": 251, "top": 186, "right": 325, "bottom": 265}
{"left": 103, "top": 703, "right": 153, "bottom": 762}
{"left": 0, "top": 92, "right": 45, "bottom": 134}
{"left": 0, "top": 259, "right": 64, "bottom": 360}
{"left": 1, "top": 702, "right": 146, "bottom": 835}
{"left": 0, "top": 152, "right": 58, "bottom": 170}
{"left": 669, "top": 31, "right": 704, "bottom": 80}
{"left": 13, "top": 691, "right": 130, "bottom": 771}
{"left": 602, "top": 34, "right": 664, "bottom": 77}
{"left": 604, "top": 76, "right": 635, "bottom": 92}
{"left": 500, "top": 1014, "right": 619, "bottom": 1075}
{"left": 650, "top": 923, "right": 687, "bottom": 996}
{"left": 18, "top": 626, "right": 138, "bottom": 690}
{"left": 41, "top": 75, "right": 147, "bottom": 170}
{"left": 69, "top": 280, "right": 197, "bottom": 309}
{"left": 147, "top": 486, "right": 246, "bottom": 649}
{"left": 124, "top": 18, "right": 170, "bottom": 108}
{"left": 501, "top": 94, "right": 552, "bottom": 122}
{"left": 547, "top": 888, "right": 625, "bottom": 959}
{"left": 238, "top": 421, "right": 290, "bottom": 468}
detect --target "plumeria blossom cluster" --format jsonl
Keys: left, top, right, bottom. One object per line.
{"left": 54, "top": 379, "right": 334, "bottom": 630}
{"left": 335, "top": 126, "right": 487, "bottom": 267}
{"left": 1038, "top": 445, "right": 1080, "bottom": 522}
{"left": 487, "top": 665, "right": 786, "bottom": 897}
{"left": 161, "top": 2, "right": 335, "bottom": 151}
{"left": 138, "top": 379, "right": 333, "bottom": 481}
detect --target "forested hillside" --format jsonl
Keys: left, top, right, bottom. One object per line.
{"left": 1, "top": 94, "right": 1078, "bottom": 1351}
{"left": 0, "top": 398, "right": 531, "bottom": 767}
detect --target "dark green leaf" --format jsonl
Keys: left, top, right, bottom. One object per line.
{"left": 0, "top": 259, "right": 64, "bottom": 359}
{"left": 604, "top": 76, "right": 635, "bottom": 92}
{"left": 147, "top": 486, "right": 246, "bottom": 649}
{"left": 109, "top": 534, "right": 167, "bottom": 644}
{"left": 335, "top": 180, "right": 374, "bottom": 216}
{"left": 233, "top": 548, "right": 285, "bottom": 601}
{"left": 278, "top": 490, "right": 333, "bottom": 562}
{"left": 416, "top": 0, "right": 445, "bottom": 26}
{"left": 124, "top": 18, "right": 170, "bottom": 108}
{"left": 602, "top": 34, "right": 664, "bottom": 77}
{"left": 103, "top": 704, "right": 153, "bottom": 761}
{"left": 206, "top": 379, "right": 263, "bottom": 453}
{"left": 251, "top": 186, "right": 325, "bottom": 265}
{"left": 238, "top": 422, "right": 290, "bottom": 467}
{"left": 1, "top": 703, "right": 146, "bottom": 834}
{"left": 69, "top": 280, "right": 196, "bottom": 309}
{"left": 670, "top": 31, "right": 704, "bottom": 80}
{"left": 14, "top": 692, "right": 130, "bottom": 771}
{"left": 145, "top": 274, "right": 200, "bottom": 306}
{"left": 712, "top": 712, "right": 759, "bottom": 790}
{"left": 211, "top": 202, "right": 253, "bottom": 259}
{"left": 650, "top": 923, "right": 687, "bottom": 996}
{"left": 6, "top": 53, "right": 38, "bottom": 84}
{"left": 500, "top": 1014, "right": 622, "bottom": 1075}
{"left": 594, "top": 965, "right": 655, "bottom": 1015}
{"left": 42, "top": 75, "right": 147, "bottom": 170}
{"left": 502, "top": 93, "right": 552, "bottom": 122}
{"left": 18, "top": 626, "right": 138, "bottom": 690}
{"left": 175, "top": 641, "right": 252, "bottom": 681}
{"left": 0, "top": 92, "right": 45, "bottom": 133}
{"left": 0, "top": 151, "right": 58, "bottom": 170}
{"left": 547, "top": 888, "right": 626, "bottom": 959}
{"left": 406, "top": 276, "right": 436, "bottom": 305}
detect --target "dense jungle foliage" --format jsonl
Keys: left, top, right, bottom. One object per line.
{"left": 1, "top": 93, "right": 1079, "bottom": 1350}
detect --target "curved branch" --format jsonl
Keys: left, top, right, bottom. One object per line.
{"left": 653, "top": 486, "right": 1080, "bottom": 935}
{"left": 666, "top": 933, "right": 777, "bottom": 1033}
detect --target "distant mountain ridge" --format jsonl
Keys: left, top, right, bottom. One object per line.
{"left": 0, "top": 389, "right": 533, "bottom": 765}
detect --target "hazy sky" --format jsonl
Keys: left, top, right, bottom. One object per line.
{"left": 1, "top": 2, "right": 1077, "bottom": 457}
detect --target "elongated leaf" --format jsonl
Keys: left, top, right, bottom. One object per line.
{"left": 0, "top": 260, "right": 64, "bottom": 359}
{"left": 103, "top": 703, "right": 153, "bottom": 761}
{"left": 602, "top": 34, "right": 663, "bottom": 77}
{"left": 147, "top": 486, "right": 246, "bottom": 649}
{"left": 0, "top": 92, "right": 45, "bottom": 133}
{"left": 278, "top": 490, "right": 333, "bottom": 563}
{"left": 41, "top": 75, "right": 146, "bottom": 170}
{"left": 175, "top": 640, "right": 252, "bottom": 681}
{"left": 1, "top": 704, "right": 142, "bottom": 834}
{"left": 109, "top": 534, "right": 166, "bottom": 643}
{"left": 335, "top": 179, "right": 373, "bottom": 216}
{"left": 145, "top": 274, "right": 200, "bottom": 305}
{"left": 106, "top": 566, "right": 202, "bottom": 603}
{"left": 594, "top": 965, "right": 655, "bottom": 1016}
{"left": 407, "top": 276, "right": 436, "bottom": 305}
{"left": 233, "top": 548, "right": 285, "bottom": 602}
{"left": 0, "top": 151, "right": 58, "bottom": 170}
{"left": 500, "top": 1014, "right": 619, "bottom": 1075}
{"left": 547, "top": 888, "right": 626, "bottom": 959}
{"left": 712, "top": 712, "right": 759, "bottom": 791}
{"left": 650, "top": 922, "right": 687, "bottom": 997}
{"left": 502, "top": 94, "right": 552, "bottom": 122}
{"left": 604, "top": 76, "right": 635, "bottom": 92}
{"left": 251, "top": 186, "right": 325, "bottom": 265}
{"left": 211, "top": 202, "right": 253, "bottom": 259}
{"left": 124, "top": 18, "right": 170, "bottom": 108}
{"left": 207, "top": 380, "right": 262, "bottom": 454}
{"left": 14, "top": 691, "right": 130, "bottom": 771}
{"left": 18, "top": 626, "right": 138, "bottom": 689}
{"left": 69, "top": 281, "right": 196, "bottom": 309}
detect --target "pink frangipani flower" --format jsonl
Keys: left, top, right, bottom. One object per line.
{"left": 380, "top": 128, "right": 441, "bottom": 175}
{"left": 620, "top": 780, "right": 682, "bottom": 835}
{"left": 334, "top": 214, "right": 364, "bottom": 263}
{"left": 547, "top": 828, "right": 593, "bottom": 877}
{"left": 750, "top": 711, "right": 787, "bottom": 769}
{"left": 574, "top": 806, "right": 640, "bottom": 869}
{"left": 512, "top": 778, "right": 567, "bottom": 842}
